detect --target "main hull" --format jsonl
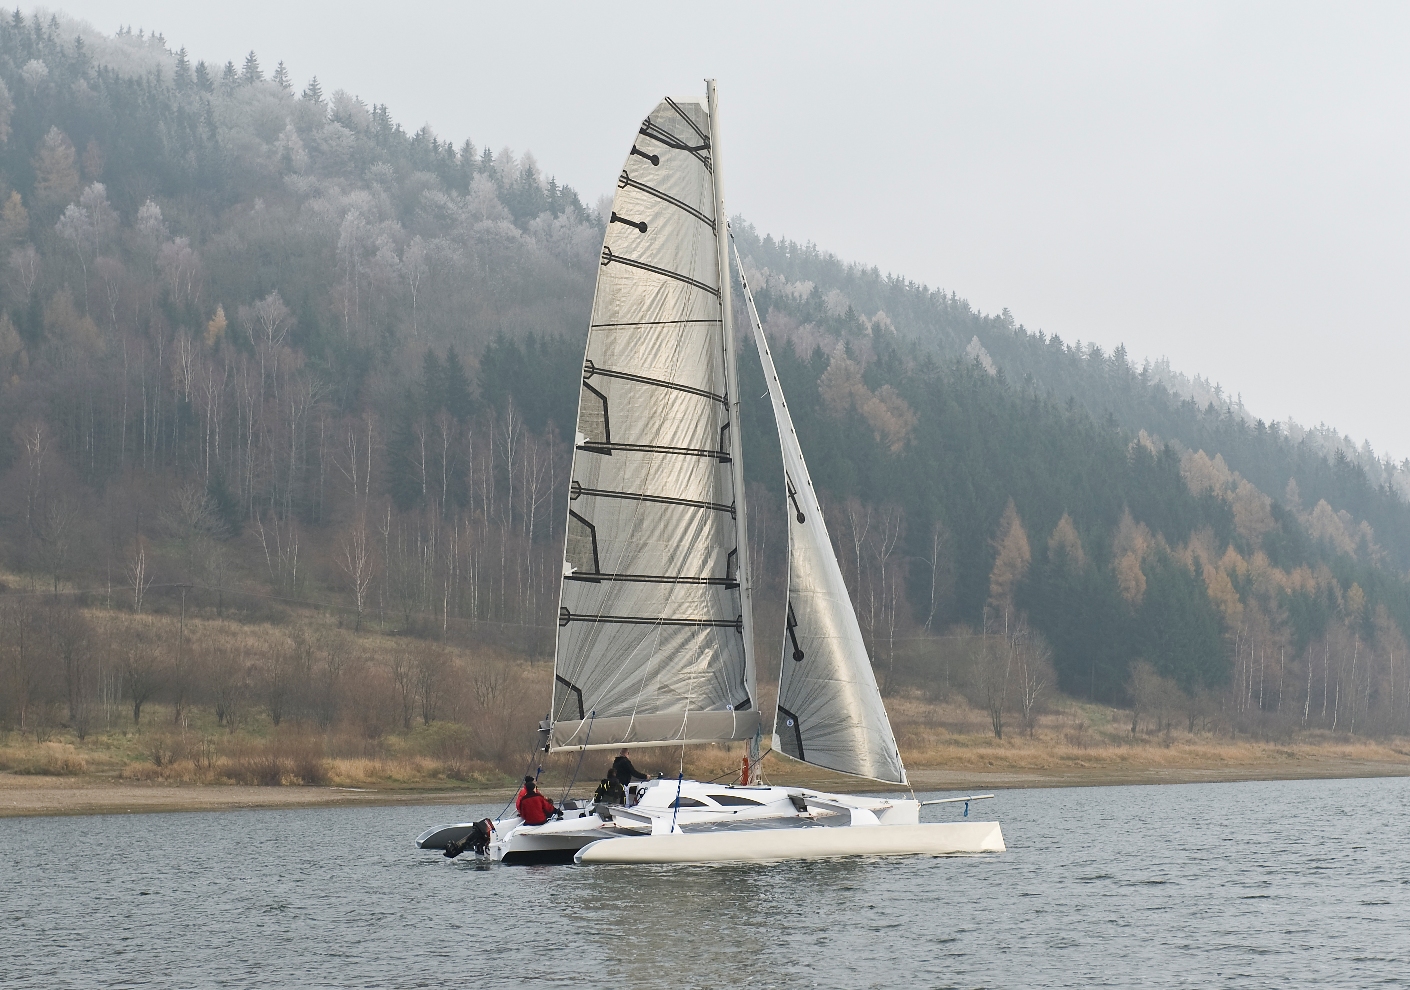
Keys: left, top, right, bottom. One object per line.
{"left": 574, "top": 820, "right": 1005, "bottom": 864}
{"left": 417, "top": 778, "right": 1005, "bottom": 867}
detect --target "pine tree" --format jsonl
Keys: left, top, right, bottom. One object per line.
{"left": 174, "top": 47, "right": 191, "bottom": 89}
{"left": 301, "top": 76, "right": 324, "bottom": 104}
{"left": 422, "top": 350, "right": 445, "bottom": 414}
{"left": 194, "top": 60, "right": 213, "bottom": 92}
{"left": 272, "top": 61, "right": 291, "bottom": 91}
{"left": 241, "top": 51, "right": 263, "bottom": 84}
{"left": 443, "top": 346, "right": 474, "bottom": 421}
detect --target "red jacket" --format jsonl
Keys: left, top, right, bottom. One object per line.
{"left": 517, "top": 792, "right": 556, "bottom": 826}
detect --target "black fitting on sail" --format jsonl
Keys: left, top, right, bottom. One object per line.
{"left": 778, "top": 705, "right": 805, "bottom": 760}
{"left": 786, "top": 473, "right": 806, "bottom": 523}
{"left": 610, "top": 211, "right": 648, "bottom": 233}
{"left": 630, "top": 145, "right": 659, "bottom": 166}
{"left": 786, "top": 602, "right": 805, "bottom": 662}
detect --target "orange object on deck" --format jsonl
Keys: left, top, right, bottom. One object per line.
{"left": 741, "top": 755, "right": 750, "bottom": 786}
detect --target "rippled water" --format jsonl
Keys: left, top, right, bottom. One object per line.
{"left": 4, "top": 776, "right": 1408, "bottom": 989}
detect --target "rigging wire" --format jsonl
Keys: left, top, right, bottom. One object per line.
{"left": 559, "top": 711, "right": 595, "bottom": 806}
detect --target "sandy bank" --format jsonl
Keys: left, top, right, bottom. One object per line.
{"left": 0, "top": 773, "right": 516, "bottom": 818}
{"left": 6, "top": 751, "right": 1409, "bottom": 817}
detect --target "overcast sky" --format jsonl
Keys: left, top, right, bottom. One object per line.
{"left": 53, "top": 1, "right": 1410, "bottom": 460}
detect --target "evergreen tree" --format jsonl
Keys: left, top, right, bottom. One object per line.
{"left": 240, "top": 51, "right": 262, "bottom": 84}
{"left": 173, "top": 46, "right": 191, "bottom": 89}
{"left": 443, "top": 346, "right": 474, "bottom": 421}
{"left": 301, "top": 75, "right": 323, "bottom": 104}
{"left": 421, "top": 349, "right": 445, "bottom": 414}
{"left": 194, "top": 60, "right": 212, "bottom": 92}
{"left": 271, "top": 60, "right": 290, "bottom": 92}
{"left": 1137, "top": 550, "right": 1228, "bottom": 691}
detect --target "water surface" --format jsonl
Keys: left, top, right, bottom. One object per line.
{"left": 4, "top": 776, "right": 1407, "bottom": 988}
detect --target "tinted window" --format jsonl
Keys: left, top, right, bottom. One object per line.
{"left": 708, "top": 794, "right": 763, "bottom": 806}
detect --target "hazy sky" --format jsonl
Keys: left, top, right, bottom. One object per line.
{"left": 54, "top": 1, "right": 1410, "bottom": 460}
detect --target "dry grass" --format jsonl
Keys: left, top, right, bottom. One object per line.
{"left": 6, "top": 604, "right": 1410, "bottom": 799}
{"left": 0, "top": 741, "right": 88, "bottom": 776}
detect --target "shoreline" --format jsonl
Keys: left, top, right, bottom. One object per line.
{"left": 5, "top": 756, "right": 1409, "bottom": 818}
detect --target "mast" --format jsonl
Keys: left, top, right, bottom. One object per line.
{"left": 707, "top": 80, "right": 759, "bottom": 761}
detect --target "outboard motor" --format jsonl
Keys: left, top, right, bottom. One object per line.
{"left": 443, "top": 819, "right": 494, "bottom": 859}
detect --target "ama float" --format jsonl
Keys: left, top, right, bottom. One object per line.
{"left": 416, "top": 81, "right": 1005, "bottom": 865}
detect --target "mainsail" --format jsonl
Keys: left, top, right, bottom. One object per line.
{"left": 733, "top": 240, "right": 908, "bottom": 785}
{"left": 549, "top": 85, "right": 757, "bottom": 752}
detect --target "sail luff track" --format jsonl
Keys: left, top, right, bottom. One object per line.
{"left": 708, "top": 80, "right": 759, "bottom": 758}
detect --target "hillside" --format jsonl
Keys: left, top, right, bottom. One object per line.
{"left": 1, "top": 14, "right": 1408, "bottom": 754}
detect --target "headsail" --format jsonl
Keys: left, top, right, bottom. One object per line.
{"left": 549, "top": 87, "right": 757, "bottom": 752}
{"left": 732, "top": 239, "right": 908, "bottom": 784}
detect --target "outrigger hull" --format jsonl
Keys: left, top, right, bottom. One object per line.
{"left": 574, "top": 820, "right": 1005, "bottom": 864}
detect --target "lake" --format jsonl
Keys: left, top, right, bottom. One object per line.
{"left": 3, "top": 776, "right": 1407, "bottom": 988}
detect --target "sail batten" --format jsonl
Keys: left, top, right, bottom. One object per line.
{"left": 548, "top": 89, "right": 754, "bottom": 753}
{"left": 731, "top": 238, "right": 908, "bottom": 785}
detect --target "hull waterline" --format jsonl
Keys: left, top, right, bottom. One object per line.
{"left": 574, "top": 820, "right": 1005, "bottom": 864}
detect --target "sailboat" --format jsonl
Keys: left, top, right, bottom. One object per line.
{"left": 416, "top": 82, "right": 1004, "bottom": 865}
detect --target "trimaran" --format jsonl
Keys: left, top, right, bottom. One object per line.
{"left": 417, "top": 82, "right": 1005, "bottom": 865}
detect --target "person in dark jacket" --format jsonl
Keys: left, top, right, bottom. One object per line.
{"left": 593, "top": 775, "right": 625, "bottom": 805}
{"left": 611, "top": 750, "right": 648, "bottom": 790}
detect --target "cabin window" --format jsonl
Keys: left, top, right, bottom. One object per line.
{"left": 671, "top": 797, "right": 708, "bottom": 808}
{"left": 707, "top": 794, "right": 763, "bottom": 806}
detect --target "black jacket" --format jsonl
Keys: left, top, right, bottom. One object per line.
{"left": 612, "top": 755, "right": 647, "bottom": 785}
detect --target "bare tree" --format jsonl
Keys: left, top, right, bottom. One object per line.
{"left": 126, "top": 541, "right": 153, "bottom": 613}
{"left": 339, "top": 516, "right": 376, "bottom": 631}
{"left": 1010, "top": 615, "right": 1052, "bottom": 737}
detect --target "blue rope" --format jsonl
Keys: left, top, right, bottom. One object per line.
{"left": 670, "top": 772, "right": 684, "bottom": 833}
{"left": 964, "top": 800, "right": 970, "bottom": 818}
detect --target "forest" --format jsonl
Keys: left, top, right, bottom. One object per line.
{"left": 2, "top": 14, "right": 1409, "bottom": 777}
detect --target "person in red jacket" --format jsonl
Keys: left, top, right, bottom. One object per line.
{"left": 516, "top": 778, "right": 560, "bottom": 826}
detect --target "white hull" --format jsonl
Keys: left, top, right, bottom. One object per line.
{"left": 417, "top": 778, "right": 1005, "bottom": 866}
{"left": 575, "top": 820, "right": 1005, "bottom": 864}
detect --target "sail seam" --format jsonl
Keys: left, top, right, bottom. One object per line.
{"left": 618, "top": 170, "right": 715, "bottom": 227}
{"left": 591, "top": 319, "right": 720, "bottom": 329}
{"left": 571, "top": 482, "right": 735, "bottom": 518}
{"left": 565, "top": 573, "right": 739, "bottom": 588}
{"left": 664, "top": 96, "right": 710, "bottom": 144}
{"left": 576, "top": 441, "right": 730, "bottom": 461}
{"left": 584, "top": 360, "right": 725, "bottom": 404}
{"left": 601, "top": 246, "right": 719, "bottom": 297}
{"left": 559, "top": 608, "right": 743, "bottom": 630}
{"left": 637, "top": 119, "right": 711, "bottom": 171}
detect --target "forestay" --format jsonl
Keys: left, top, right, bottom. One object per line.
{"left": 733, "top": 240, "right": 908, "bottom": 784}
{"left": 549, "top": 94, "right": 757, "bottom": 752}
